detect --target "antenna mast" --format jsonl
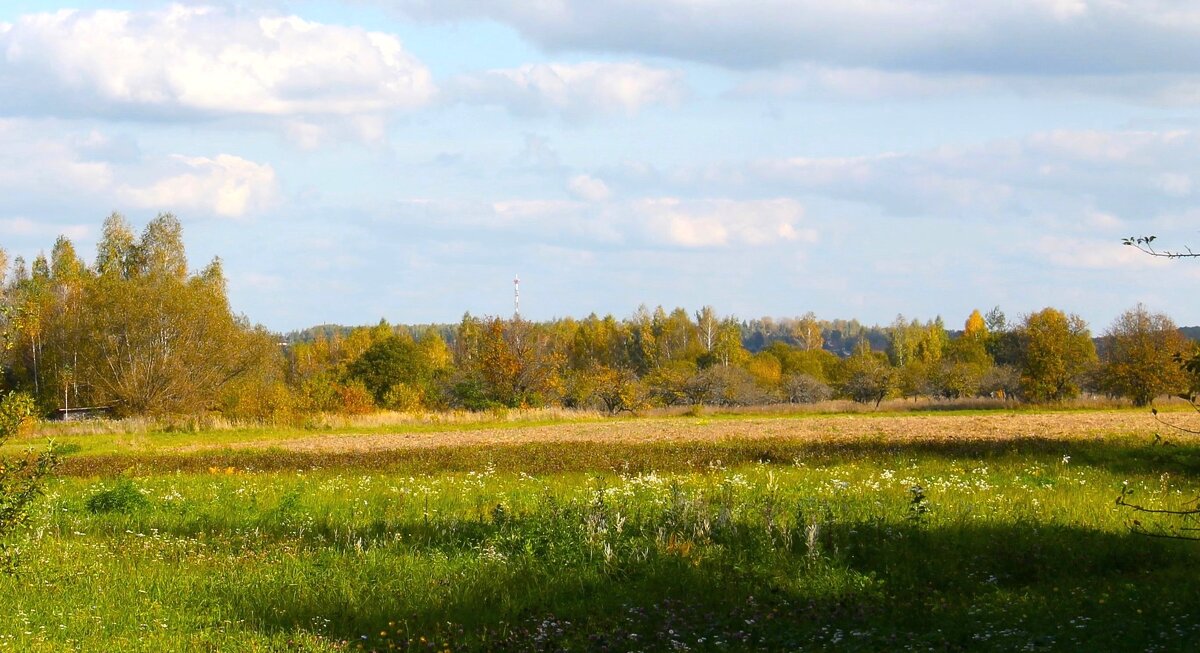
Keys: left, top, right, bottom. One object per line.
{"left": 513, "top": 274, "right": 520, "bottom": 319}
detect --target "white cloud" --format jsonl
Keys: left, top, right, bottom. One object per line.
{"left": 118, "top": 154, "right": 280, "bottom": 219}
{"left": 451, "top": 62, "right": 685, "bottom": 118}
{"left": 1034, "top": 235, "right": 1171, "bottom": 270}
{"left": 0, "top": 119, "right": 114, "bottom": 196}
{"left": 0, "top": 217, "right": 89, "bottom": 240}
{"left": 392, "top": 196, "right": 813, "bottom": 250}
{"left": 0, "top": 119, "right": 283, "bottom": 221}
{"left": 392, "top": 1, "right": 1200, "bottom": 104}
{"left": 392, "top": 1, "right": 1200, "bottom": 75}
{"left": 646, "top": 129, "right": 1200, "bottom": 223}
{"left": 0, "top": 5, "right": 435, "bottom": 121}
{"left": 731, "top": 66, "right": 995, "bottom": 101}
{"left": 237, "top": 272, "right": 285, "bottom": 292}
{"left": 567, "top": 174, "right": 612, "bottom": 202}
{"left": 629, "top": 198, "right": 813, "bottom": 248}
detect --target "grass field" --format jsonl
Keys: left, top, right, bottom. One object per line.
{"left": 2, "top": 407, "right": 1200, "bottom": 651}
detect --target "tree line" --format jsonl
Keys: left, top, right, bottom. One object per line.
{"left": 1, "top": 216, "right": 1196, "bottom": 420}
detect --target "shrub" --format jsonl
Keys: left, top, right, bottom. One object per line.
{"left": 383, "top": 382, "right": 426, "bottom": 412}
{"left": 85, "top": 478, "right": 150, "bottom": 515}
{"left": 781, "top": 373, "right": 832, "bottom": 404}
{"left": 0, "top": 392, "right": 57, "bottom": 570}
{"left": 336, "top": 381, "right": 376, "bottom": 415}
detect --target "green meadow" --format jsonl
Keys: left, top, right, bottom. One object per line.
{"left": 3, "top": 411, "right": 1200, "bottom": 652}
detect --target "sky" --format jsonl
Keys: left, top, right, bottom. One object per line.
{"left": 2, "top": 0, "right": 1199, "bottom": 332}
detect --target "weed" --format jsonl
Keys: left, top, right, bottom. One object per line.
{"left": 907, "top": 484, "right": 930, "bottom": 524}
{"left": 84, "top": 478, "right": 150, "bottom": 514}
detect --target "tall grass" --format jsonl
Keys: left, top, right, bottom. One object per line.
{"left": 30, "top": 394, "right": 1169, "bottom": 443}
{"left": 29, "top": 406, "right": 608, "bottom": 439}
{"left": 2, "top": 436, "right": 1199, "bottom": 651}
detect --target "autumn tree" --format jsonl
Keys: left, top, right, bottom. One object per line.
{"left": 889, "top": 316, "right": 947, "bottom": 399}
{"left": 836, "top": 340, "right": 895, "bottom": 406}
{"left": 766, "top": 342, "right": 838, "bottom": 383}
{"left": 744, "top": 351, "right": 783, "bottom": 390}
{"left": 934, "top": 310, "right": 995, "bottom": 399}
{"left": 452, "top": 317, "right": 564, "bottom": 409}
{"left": 706, "top": 317, "right": 748, "bottom": 368}
{"left": 654, "top": 307, "right": 702, "bottom": 364}
{"left": 694, "top": 305, "right": 720, "bottom": 355}
{"left": 4, "top": 213, "right": 277, "bottom": 416}
{"left": 625, "top": 306, "right": 659, "bottom": 373}
{"left": 964, "top": 309, "right": 987, "bottom": 341}
{"left": 588, "top": 365, "right": 647, "bottom": 414}
{"left": 1096, "top": 305, "right": 1188, "bottom": 406}
{"left": 1017, "top": 308, "right": 1098, "bottom": 402}
{"left": 790, "top": 312, "right": 823, "bottom": 351}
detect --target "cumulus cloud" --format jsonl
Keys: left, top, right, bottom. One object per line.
{"left": 0, "top": 120, "right": 280, "bottom": 221}
{"left": 118, "top": 154, "right": 280, "bottom": 219}
{"left": 0, "top": 119, "right": 114, "bottom": 197}
{"left": 450, "top": 62, "right": 685, "bottom": 118}
{"left": 0, "top": 5, "right": 435, "bottom": 121}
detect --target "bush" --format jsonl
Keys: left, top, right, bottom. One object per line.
{"left": 383, "top": 382, "right": 426, "bottom": 411}
{"left": 0, "top": 392, "right": 57, "bottom": 570}
{"left": 781, "top": 373, "right": 832, "bottom": 404}
{"left": 85, "top": 478, "right": 150, "bottom": 514}
{"left": 686, "top": 366, "right": 772, "bottom": 406}
{"left": 336, "top": 381, "right": 376, "bottom": 415}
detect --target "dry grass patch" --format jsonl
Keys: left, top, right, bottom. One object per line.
{"left": 182, "top": 410, "right": 1161, "bottom": 455}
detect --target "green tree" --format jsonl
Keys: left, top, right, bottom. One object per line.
{"left": 767, "top": 342, "right": 838, "bottom": 383}
{"left": 345, "top": 331, "right": 448, "bottom": 409}
{"left": 1017, "top": 308, "right": 1098, "bottom": 402}
{"left": 1097, "top": 305, "right": 1188, "bottom": 407}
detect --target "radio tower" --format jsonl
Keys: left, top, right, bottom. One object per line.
{"left": 513, "top": 274, "right": 520, "bottom": 319}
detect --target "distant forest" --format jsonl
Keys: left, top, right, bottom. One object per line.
{"left": 285, "top": 316, "right": 910, "bottom": 356}
{"left": 291, "top": 318, "right": 1199, "bottom": 360}
{"left": 2, "top": 214, "right": 1196, "bottom": 420}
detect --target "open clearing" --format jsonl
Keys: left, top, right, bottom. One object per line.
{"left": 3, "top": 408, "right": 1200, "bottom": 651}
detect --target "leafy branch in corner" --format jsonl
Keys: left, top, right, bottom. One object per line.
{"left": 1123, "top": 235, "right": 1199, "bottom": 258}
{"left": 1116, "top": 482, "right": 1200, "bottom": 542}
